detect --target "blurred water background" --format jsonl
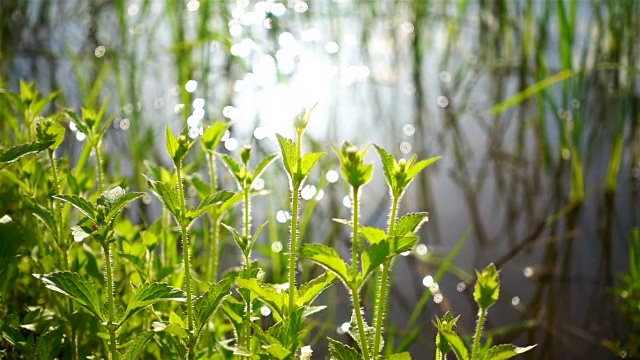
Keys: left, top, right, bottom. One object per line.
{"left": 1, "top": 0, "right": 639, "bottom": 358}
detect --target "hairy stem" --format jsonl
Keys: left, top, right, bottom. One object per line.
{"left": 351, "top": 187, "right": 360, "bottom": 281}
{"left": 209, "top": 215, "right": 220, "bottom": 282}
{"left": 242, "top": 186, "right": 252, "bottom": 354}
{"left": 287, "top": 184, "right": 300, "bottom": 311}
{"left": 373, "top": 195, "right": 399, "bottom": 357}
{"left": 351, "top": 286, "right": 371, "bottom": 360}
{"left": 207, "top": 152, "right": 220, "bottom": 282}
{"left": 288, "top": 130, "right": 303, "bottom": 312}
{"left": 472, "top": 307, "right": 487, "bottom": 360}
{"left": 94, "top": 143, "right": 105, "bottom": 192}
{"left": 176, "top": 164, "right": 195, "bottom": 344}
{"left": 349, "top": 186, "right": 371, "bottom": 359}
{"left": 103, "top": 243, "right": 117, "bottom": 360}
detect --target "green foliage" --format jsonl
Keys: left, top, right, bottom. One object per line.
{"left": 434, "top": 264, "right": 535, "bottom": 360}
{"left": 34, "top": 272, "right": 104, "bottom": 321}
{"left": 335, "top": 141, "right": 373, "bottom": 189}
{"left": 0, "top": 80, "right": 539, "bottom": 360}
{"left": 473, "top": 263, "right": 500, "bottom": 310}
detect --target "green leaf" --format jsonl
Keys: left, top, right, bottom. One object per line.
{"left": 300, "top": 152, "right": 325, "bottom": 177}
{"left": 100, "top": 188, "right": 145, "bottom": 224}
{"left": 328, "top": 338, "right": 360, "bottom": 360}
{"left": 0, "top": 142, "right": 53, "bottom": 164}
{"left": 189, "top": 190, "right": 235, "bottom": 224}
{"left": 434, "top": 312, "right": 459, "bottom": 357}
{"left": 221, "top": 223, "right": 247, "bottom": 252}
{"left": 348, "top": 310, "right": 377, "bottom": 356}
{"left": 165, "top": 125, "right": 179, "bottom": 161}
{"left": 360, "top": 226, "right": 387, "bottom": 245}
{"left": 236, "top": 278, "right": 285, "bottom": 317}
{"left": 406, "top": 156, "right": 442, "bottom": 179}
{"left": 386, "top": 353, "right": 412, "bottom": 360}
{"left": 217, "top": 153, "right": 244, "bottom": 183}
{"left": 27, "top": 201, "right": 58, "bottom": 240}
{"left": 253, "top": 153, "right": 280, "bottom": 180}
{"left": 194, "top": 278, "right": 232, "bottom": 334}
{"left": 124, "top": 331, "right": 155, "bottom": 360}
{"left": 34, "top": 272, "right": 103, "bottom": 320}
{"left": 482, "top": 344, "right": 537, "bottom": 360}
{"left": 263, "top": 343, "right": 291, "bottom": 359}
{"left": 393, "top": 212, "right": 429, "bottom": 236}
{"left": 201, "top": 121, "right": 230, "bottom": 151}
{"left": 438, "top": 329, "right": 469, "bottom": 360}
{"left": 373, "top": 145, "right": 395, "bottom": 189}
{"left": 35, "top": 326, "right": 63, "bottom": 360}
{"left": 71, "top": 225, "right": 91, "bottom": 243}
{"left": 362, "top": 240, "right": 390, "bottom": 279}
{"left": 301, "top": 244, "right": 351, "bottom": 285}
{"left": 52, "top": 194, "right": 96, "bottom": 221}
{"left": 389, "top": 235, "right": 419, "bottom": 255}
{"left": 276, "top": 134, "right": 298, "bottom": 179}
{"left": 474, "top": 263, "right": 500, "bottom": 310}
{"left": 121, "top": 282, "right": 186, "bottom": 325}
{"left": 145, "top": 176, "right": 182, "bottom": 222}
{"left": 247, "top": 221, "right": 268, "bottom": 255}
{"left": 296, "top": 271, "right": 337, "bottom": 308}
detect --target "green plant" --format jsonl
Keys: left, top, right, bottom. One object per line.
{"left": 434, "top": 263, "right": 536, "bottom": 360}
{"left": 0, "top": 82, "right": 538, "bottom": 360}
{"left": 146, "top": 125, "right": 234, "bottom": 359}
{"left": 607, "top": 228, "right": 640, "bottom": 358}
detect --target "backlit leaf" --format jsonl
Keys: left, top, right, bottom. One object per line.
{"left": 360, "top": 226, "right": 386, "bottom": 245}
{"left": 474, "top": 263, "right": 500, "bottom": 310}
{"left": 52, "top": 194, "right": 96, "bottom": 221}
{"left": 189, "top": 190, "right": 235, "bottom": 224}
{"left": 194, "top": 278, "right": 232, "bottom": 334}
{"left": 482, "top": 344, "right": 537, "bottom": 360}
{"left": 301, "top": 244, "right": 351, "bottom": 285}
{"left": 276, "top": 134, "right": 298, "bottom": 180}
{"left": 393, "top": 212, "right": 429, "bottom": 236}
{"left": 124, "top": 331, "right": 155, "bottom": 360}
{"left": 328, "top": 338, "right": 360, "bottom": 360}
{"left": 300, "top": 152, "right": 325, "bottom": 178}
{"left": 34, "top": 272, "right": 103, "bottom": 320}
{"left": 217, "top": 153, "right": 244, "bottom": 183}
{"left": 296, "top": 271, "right": 337, "bottom": 308}
{"left": 145, "top": 176, "right": 182, "bottom": 222}
{"left": 406, "top": 156, "right": 441, "bottom": 179}
{"left": 201, "top": 121, "right": 230, "bottom": 151}
{"left": 253, "top": 153, "right": 280, "bottom": 180}
{"left": 236, "top": 278, "right": 285, "bottom": 317}
{"left": 0, "top": 142, "right": 52, "bottom": 165}
{"left": 165, "top": 125, "right": 179, "bottom": 161}
{"left": 102, "top": 189, "right": 145, "bottom": 224}
{"left": 121, "top": 282, "right": 186, "bottom": 324}
{"left": 221, "top": 223, "right": 247, "bottom": 252}
{"left": 437, "top": 329, "right": 469, "bottom": 360}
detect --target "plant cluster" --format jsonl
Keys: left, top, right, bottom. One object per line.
{"left": 0, "top": 82, "right": 534, "bottom": 359}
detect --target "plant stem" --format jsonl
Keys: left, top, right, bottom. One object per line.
{"left": 351, "top": 187, "right": 360, "bottom": 281}
{"left": 94, "top": 143, "right": 105, "bottom": 192}
{"left": 207, "top": 152, "right": 220, "bottom": 282}
{"left": 176, "top": 164, "right": 194, "bottom": 335}
{"left": 209, "top": 215, "right": 220, "bottom": 282}
{"left": 349, "top": 186, "right": 371, "bottom": 360}
{"left": 242, "top": 186, "right": 252, "bottom": 354}
{"left": 288, "top": 183, "right": 300, "bottom": 311}
{"left": 52, "top": 149, "right": 78, "bottom": 360}
{"left": 351, "top": 286, "right": 371, "bottom": 360}
{"left": 373, "top": 195, "right": 399, "bottom": 357}
{"left": 103, "top": 242, "right": 117, "bottom": 360}
{"left": 472, "top": 307, "right": 487, "bottom": 360}
{"left": 288, "top": 130, "right": 303, "bottom": 312}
